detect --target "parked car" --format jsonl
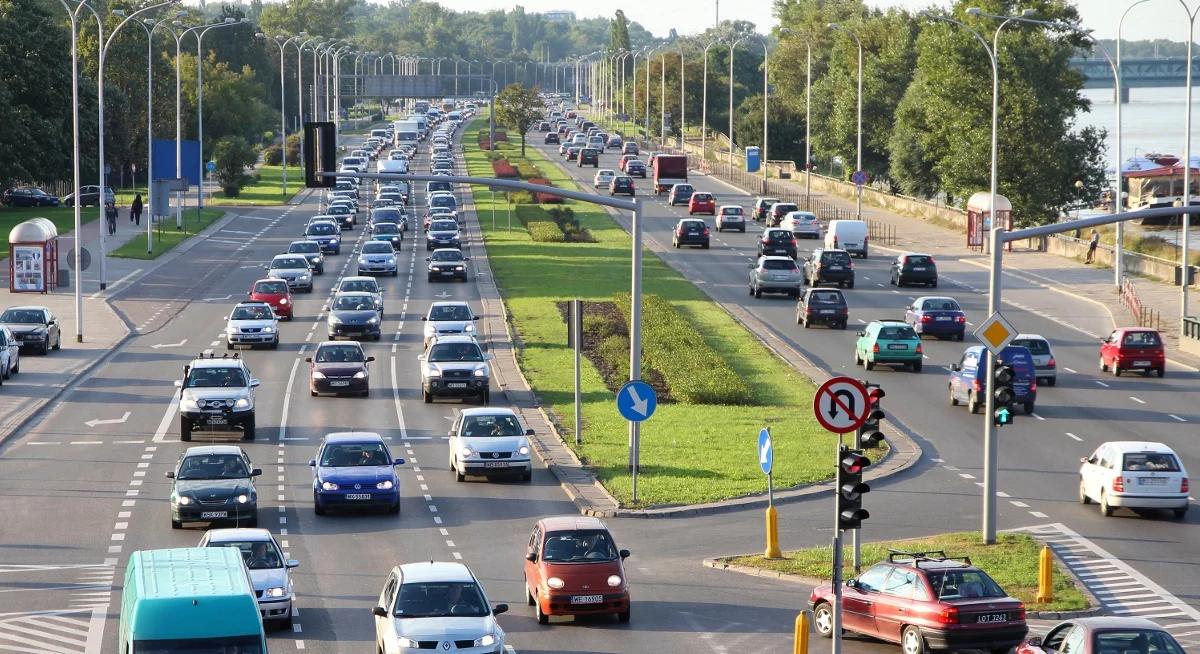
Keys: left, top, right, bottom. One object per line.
{"left": 62, "top": 185, "right": 115, "bottom": 207}
{"left": 804, "top": 249, "right": 855, "bottom": 289}
{"left": 748, "top": 256, "right": 803, "bottom": 298}
{"left": 1079, "top": 441, "right": 1189, "bottom": 519}
{"left": 855, "top": 320, "right": 923, "bottom": 372}
{"left": 890, "top": 252, "right": 938, "bottom": 287}
{"left": 1100, "top": 327, "right": 1165, "bottom": 377}
{"left": 2, "top": 186, "right": 60, "bottom": 207}
{"left": 715, "top": 205, "right": 746, "bottom": 232}
{"left": 672, "top": 219, "right": 710, "bottom": 249}
{"left": 1010, "top": 334, "right": 1056, "bottom": 386}
{"left": 905, "top": 296, "right": 966, "bottom": 341}
{"left": 797, "top": 288, "right": 848, "bottom": 329}
{"left": 1017, "top": 617, "right": 1186, "bottom": 654}
{"left": 524, "top": 516, "right": 631, "bottom": 624}
{"left": 0, "top": 305, "right": 61, "bottom": 354}
{"left": 688, "top": 192, "right": 716, "bottom": 215}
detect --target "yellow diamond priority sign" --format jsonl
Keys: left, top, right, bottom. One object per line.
{"left": 974, "top": 311, "right": 1017, "bottom": 355}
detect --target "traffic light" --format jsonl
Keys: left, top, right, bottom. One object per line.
{"left": 857, "top": 385, "right": 886, "bottom": 449}
{"left": 304, "top": 121, "right": 337, "bottom": 188}
{"left": 993, "top": 363, "right": 1016, "bottom": 426}
{"left": 837, "top": 447, "right": 872, "bottom": 531}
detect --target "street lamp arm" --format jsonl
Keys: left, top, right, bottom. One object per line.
{"left": 103, "top": 0, "right": 180, "bottom": 56}
{"left": 924, "top": 14, "right": 997, "bottom": 69}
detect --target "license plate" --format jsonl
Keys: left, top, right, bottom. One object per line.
{"left": 1139, "top": 477, "right": 1168, "bottom": 486}
{"left": 447, "top": 382, "right": 467, "bottom": 388}
{"left": 821, "top": 309, "right": 835, "bottom": 314}
{"left": 912, "top": 267, "right": 926, "bottom": 271}
{"left": 829, "top": 265, "right": 843, "bottom": 270}
{"left": 936, "top": 316, "right": 952, "bottom": 321}
{"left": 345, "top": 493, "right": 371, "bottom": 500}
{"left": 441, "top": 271, "right": 455, "bottom": 275}
{"left": 200, "top": 511, "right": 228, "bottom": 519}
{"left": 571, "top": 595, "right": 604, "bottom": 605}
{"left": 484, "top": 462, "right": 508, "bottom": 468}
{"left": 207, "top": 416, "right": 228, "bottom": 425}
{"left": 1133, "top": 360, "right": 1150, "bottom": 367}
{"left": 887, "top": 344, "right": 907, "bottom": 350}
{"left": 330, "top": 381, "right": 350, "bottom": 387}
{"left": 976, "top": 613, "right": 1007, "bottom": 624}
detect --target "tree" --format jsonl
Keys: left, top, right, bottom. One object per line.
{"left": 610, "top": 10, "right": 631, "bottom": 53}
{"left": 212, "top": 136, "right": 256, "bottom": 196}
{"left": 494, "top": 83, "right": 544, "bottom": 157}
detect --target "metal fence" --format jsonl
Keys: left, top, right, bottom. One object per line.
{"left": 1119, "top": 275, "right": 1162, "bottom": 331}
{"left": 1185, "top": 316, "right": 1200, "bottom": 340}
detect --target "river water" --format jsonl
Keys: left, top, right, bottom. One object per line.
{"left": 1078, "top": 86, "right": 1198, "bottom": 173}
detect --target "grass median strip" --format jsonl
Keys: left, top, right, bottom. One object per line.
{"left": 722, "top": 532, "right": 1089, "bottom": 613}
{"left": 111, "top": 209, "right": 224, "bottom": 260}
{"left": 213, "top": 165, "right": 299, "bottom": 205}
{"left": 464, "top": 116, "right": 835, "bottom": 507}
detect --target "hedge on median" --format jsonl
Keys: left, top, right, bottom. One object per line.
{"left": 614, "top": 293, "right": 755, "bottom": 405}
{"left": 527, "top": 221, "right": 566, "bottom": 242}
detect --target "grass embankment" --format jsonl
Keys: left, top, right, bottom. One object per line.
{"left": 212, "top": 166, "right": 300, "bottom": 205}
{"left": 463, "top": 116, "right": 835, "bottom": 507}
{"left": 0, "top": 205, "right": 101, "bottom": 236}
{"left": 111, "top": 209, "right": 223, "bottom": 259}
{"left": 724, "top": 532, "right": 1089, "bottom": 613}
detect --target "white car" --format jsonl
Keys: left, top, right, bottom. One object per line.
{"left": 225, "top": 301, "right": 280, "bottom": 348}
{"left": 266, "top": 254, "right": 314, "bottom": 292}
{"left": 715, "top": 205, "right": 747, "bottom": 233}
{"left": 200, "top": 528, "right": 298, "bottom": 628}
{"left": 373, "top": 561, "right": 508, "bottom": 654}
{"left": 448, "top": 409, "right": 533, "bottom": 482}
{"left": 781, "top": 211, "right": 822, "bottom": 239}
{"left": 422, "top": 301, "right": 479, "bottom": 348}
{"left": 0, "top": 326, "right": 19, "bottom": 380}
{"left": 1080, "top": 441, "right": 1189, "bottom": 519}
{"left": 593, "top": 169, "right": 616, "bottom": 188}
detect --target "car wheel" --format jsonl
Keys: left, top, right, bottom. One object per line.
{"left": 39, "top": 343, "right": 48, "bottom": 355}
{"left": 1100, "top": 490, "right": 1114, "bottom": 517}
{"left": 796, "top": 312, "right": 803, "bottom": 325}
{"left": 226, "top": 341, "right": 234, "bottom": 351}
{"left": 11, "top": 360, "right": 17, "bottom": 374}
{"left": 740, "top": 227, "right": 746, "bottom": 233}
{"left": 902, "top": 626, "right": 928, "bottom": 654}
{"left": 846, "top": 281, "right": 854, "bottom": 289}
{"left": 913, "top": 362, "right": 923, "bottom": 373}
{"left": 1046, "top": 377, "right": 1056, "bottom": 386}
{"left": 245, "top": 511, "right": 258, "bottom": 528}
{"left": 1173, "top": 506, "right": 1188, "bottom": 519}
{"left": 423, "top": 388, "right": 432, "bottom": 403}
{"left": 314, "top": 492, "right": 326, "bottom": 516}
{"left": 854, "top": 350, "right": 862, "bottom": 366}
{"left": 949, "top": 385, "right": 959, "bottom": 406}
{"left": 1023, "top": 401, "right": 1035, "bottom": 415}
{"left": 968, "top": 392, "right": 980, "bottom": 414}
{"left": 480, "top": 390, "right": 491, "bottom": 405}
{"left": 1099, "top": 356, "right": 1109, "bottom": 372}
{"left": 171, "top": 519, "right": 182, "bottom": 529}
{"left": 803, "top": 318, "right": 809, "bottom": 329}
{"left": 1079, "top": 478, "right": 1091, "bottom": 504}
{"left": 281, "top": 613, "right": 294, "bottom": 630}
{"left": 753, "top": 285, "right": 762, "bottom": 298}
{"left": 536, "top": 592, "right": 550, "bottom": 625}
{"left": 931, "top": 279, "right": 938, "bottom": 288}
{"left": 388, "top": 500, "right": 400, "bottom": 515}
{"left": 1112, "top": 364, "right": 1121, "bottom": 377}
{"left": 243, "top": 416, "right": 255, "bottom": 441}
{"left": 813, "top": 602, "right": 834, "bottom": 638}
{"left": 1156, "top": 367, "right": 1166, "bottom": 378}
{"left": 864, "top": 359, "right": 875, "bottom": 371}
{"left": 180, "top": 417, "right": 192, "bottom": 442}
{"left": 617, "top": 609, "right": 631, "bottom": 623}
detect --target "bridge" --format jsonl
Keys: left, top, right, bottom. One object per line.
{"left": 1071, "top": 57, "right": 1195, "bottom": 100}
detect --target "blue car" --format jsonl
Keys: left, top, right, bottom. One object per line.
{"left": 948, "top": 345, "right": 1038, "bottom": 415}
{"left": 309, "top": 432, "right": 403, "bottom": 515}
{"left": 305, "top": 220, "right": 342, "bottom": 254}
{"left": 905, "top": 296, "right": 967, "bottom": 340}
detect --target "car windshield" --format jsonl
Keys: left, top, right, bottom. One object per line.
{"left": 541, "top": 530, "right": 619, "bottom": 562}
{"left": 176, "top": 454, "right": 249, "bottom": 480}
{"left": 922, "top": 299, "right": 961, "bottom": 312}
{"left": 1123, "top": 452, "right": 1181, "bottom": 472}
{"left": 272, "top": 258, "right": 307, "bottom": 269}
{"left": 339, "top": 280, "right": 378, "bottom": 294}
{"left": 362, "top": 243, "right": 392, "bottom": 254}
{"left": 328, "top": 206, "right": 350, "bottom": 215}
{"left": 431, "top": 196, "right": 456, "bottom": 208}
{"left": 762, "top": 260, "right": 797, "bottom": 271}
{"left": 0, "top": 309, "right": 45, "bottom": 324}
{"left": 1094, "top": 630, "right": 1184, "bottom": 654}
{"left": 428, "top": 183, "right": 451, "bottom": 193}
{"left": 333, "top": 296, "right": 375, "bottom": 311}
{"left": 308, "top": 224, "right": 336, "bottom": 236}
{"left": 289, "top": 242, "right": 319, "bottom": 254}
{"left": 254, "top": 281, "right": 287, "bottom": 295}
{"left": 315, "top": 344, "right": 365, "bottom": 363}
{"left": 428, "top": 342, "right": 483, "bottom": 362}
{"left": 430, "top": 251, "right": 463, "bottom": 263}
{"left": 374, "top": 223, "right": 400, "bottom": 234}
{"left": 185, "top": 367, "right": 248, "bottom": 388}
{"left": 320, "top": 442, "right": 389, "bottom": 467}
{"left": 461, "top": 414, "right": 523, "bottom": 437}
{"left": 925, "top": 569, "right": 1007, "bottom": 600}
{"left": 430, "top": 305, "right": 472, "bottom": 321}
{"left": 430, "top": 220, "right": 457, "bottom": 232}
{"left": 212, "top": 540, "right": 283, "bottom": 570}
{"left": 1122, "top": 331, "right": 1162, "bottom": 347}
{"left": 810, "top": 291, "right": 844, "bottom": 304}
{"left": 394, "top": 581, "right": 488, "bottom": 618}
{"left": 231, "top": 305, "right": 273, "bottom": 321}
{"left": 877, "top": 326, "right": 918, "bottom": 340}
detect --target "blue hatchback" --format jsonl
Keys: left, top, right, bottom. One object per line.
{"left": 948, "top": 345, "right": 1038, "bottom": 415}
{"left": 309, "top": 432, "right": 403, "bottom": 515}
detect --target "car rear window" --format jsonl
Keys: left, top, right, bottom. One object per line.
{"left": 921, "top": 298, "right": 961, "bottom": 312}
{"left": 1122, "top": 452, "right": 1181, "bottom": 472}
{"left": 766, "top": 231, "right": 793, "bottom": 242}
{"left": 722, "top": 207, "right": 744, "bottom": 215}
{"left": 925, "top": 569, "right": 1006, "bottom": 599}
{"left": 1122, "top": 331, "right": 1162, "bottom": 347}
{"left": 773, "top": 203, "right": 798, "bottom": 214}
{"left": 693, "top": 193, "right": 712, "bottom": 201}
{"left": 904, "top": 255, "right": 933, "bottom": 265}
{"left": 1011, "top": 338, "right": 1050, "bottom": 355}
{"left": 681, "top": 221, "right": 705, "bottom": 230}
{"left": 878, "top": 326, "right": 917, "bottom": 340}
{"left": 810, "top": 291, "right": 843, "bottom": 304}
{"left": 763, "top": 259, "right": 797, "bottom": 271}
{"left": 821, "top": 251, "right": 852, "bottom": 264}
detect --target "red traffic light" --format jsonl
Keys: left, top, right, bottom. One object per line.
{"left": 840, "top": 452, "right": 871, "bottom": 474}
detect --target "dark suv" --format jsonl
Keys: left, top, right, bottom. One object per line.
{"left": 796, "top": 288, "right": 848, "bottom": 329}
{"left": 578, "top": 148, "right": 600, "bottom": 167}
{"left": 891, "top": 252, "right": 938, "bottom": 287}
{"left": 544, "top": 132, "right": 560, "bottom": 145}
{"left": 804, "top": 248, "right": 855, "bottom": 288}
{"left": 758, "top": 228, "right": 798, "bottom": 259}
{"left": 672, "top": 219, "right": 710, "bottom": 249}
{"left": 768, "top": 202, "right": 799, "bottom": 227}
{"left": 809, "top": 550, "right": 1027, "bottom": 654}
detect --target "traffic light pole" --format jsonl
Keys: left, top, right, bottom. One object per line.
{"left": 832, "top": 441, "right": 845, "bottom": 654}
{"left": 983, "top": 228, "right": 1002, "bottom": 544}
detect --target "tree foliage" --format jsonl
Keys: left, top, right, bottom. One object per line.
{"left": 212, "top": 135, "right": 257, "bottom": 195}
{"left": 494, "top": 84, "right": 544, "bottom": 157}
{"left": 610, "top": 10, "right": 631, "bottom": 53}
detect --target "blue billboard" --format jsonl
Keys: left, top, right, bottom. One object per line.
{"left": 152, "top": 139, "right": 201, "bottom": 185}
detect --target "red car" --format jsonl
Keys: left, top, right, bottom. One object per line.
{"left": 524, "top": 516, "right": 631, "bottom": 625}
{"left": 809, "top": 550, "right": 1027, "bottom": 654}
{"left": 688, "top": 192, "right": 716, "bottom": 215}
{"left": 618, "top": 154, "right": 635, "bottom": 171}
{"left": 1100, "top": 327, "right": 1165, "bottom": 377}
{"left": 1017, "top": 616, "right": 1187, "bottom": 654}
{"left": 248, "top": 278, "right": 293, "bottom": 320}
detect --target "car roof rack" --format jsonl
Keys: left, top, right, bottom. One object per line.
{"left": 195, "top": 352, "right": 239, "bottom": 360}
{"left": 887, "top": 549, "right": 972, "bottom": 567}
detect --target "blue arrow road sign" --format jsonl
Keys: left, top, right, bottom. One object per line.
{"left": 758, "top": 428, "right": 773, "bottom": 475}
{"left": 206, "top": 161, "right": 216, "bottom": 172}
{"left": 616, "top": 380, "right": 657, "bottom": 422}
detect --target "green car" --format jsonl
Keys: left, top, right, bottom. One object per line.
{"left": 854, "top": 320, "right": 924, "bottom": 372}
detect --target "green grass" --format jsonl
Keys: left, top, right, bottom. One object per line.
{"left": 0, "top": 205, "right": 102, "bottom": 237}
{"left": 212, "top": 166, "right": 300, "bottom": 206}
{"left": 111, "top": 209, "right": 224, "bottom": 259}
{"left": 463, "top": 115, "right": 835, "bottom": 507}
{"left": 724, "top": 532, "right": 1090, "bottom": 613}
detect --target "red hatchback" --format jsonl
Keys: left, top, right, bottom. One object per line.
{"left": 524, "top": 516, "right": 631, "bottom": 625}
{"left": 618, "top": 154, "right": 635, "bottom": 171}
{"left": 809, "top": 551, "right": 1027, "bottom": 654}
{"left": 248, "top": 278, "right": 293, "bottom": 320}
{"left": 688, "top": 192, "right": 716, "bottom": 215}
{"left": 1100, "top": 327, "right": 1165, "bottom": 377}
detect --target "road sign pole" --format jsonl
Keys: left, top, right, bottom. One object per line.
{"left": 572, "top": 299, "right": 583, "bottom": 446}
{"left": 629, "top": 197, "right": 644, "bottom": 498}
{"left": 983, "top": 227, "right": 1004, "bottom": 544}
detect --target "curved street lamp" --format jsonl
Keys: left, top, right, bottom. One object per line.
{"left": 827, "top": 22, "right": 864, "bottom": 219}
{"left": 700, "top": 39, "right": 723, "bottom": 159}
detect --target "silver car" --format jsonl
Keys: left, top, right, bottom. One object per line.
{"left": 266, "top": 254, "right": 314, "bottom": 292}
{"left": 422, "top": 301, "right": 479, "bottom": 348}
{"left": 748, "top": 255, "right": 804, "bottom": 298}
{"left": 337, "top": 276, "right": 384, "bottom": 314}
{"left": 373, "top": 562, "right": 507, "bottom": 654}
{"left": 1011, "top": 333, "right": 1057, "bottom": 386}
{"left": 357, "top": 241, "right": 398, "bottom": 276}
{"left": 715, "top": 205, "right": 746, "bottom": 233}
{"left": 225, "top": 302, "right": 279, "bottom": 349}
{"left": 781, "top": 211, "right": 822, "bottom": 239}
{"left": 200, "top": 528, "right": 298, "bottom": 628}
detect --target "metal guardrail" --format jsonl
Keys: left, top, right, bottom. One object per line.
{"left": 1119, "top": 275, "right": 1162, "bottom": 331}
{"left": 1185, "top": 316, "right": 1200, "bottom": 340}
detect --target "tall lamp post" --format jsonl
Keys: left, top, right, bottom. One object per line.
{"left": 261, "top": 33, "right": 302, "bottom": 199}
{"left": 1112, "top": 3, "right": 1150, "bottom": 289}
{"left": 1177, "top": 0, "right": 1200, "bottom": 328}
{"left": 677, "top": 43, "right": 686, "bottom": 149}
{"left": 827, "top": 22, "right": 864, "bottom": 220}
{"left": 194, "top": 18, "right": 248, "bottom": 213}
{"left": 700, "top": 39, "right": 722, "bottom": 160}
{"left": 52, "top": 0, "right": 84, "bottom": 340}
{"left": 132, "top": 13, "right": 185, "bottom": 255}
{"left": 780, "top": 27, "right": 813, "bottom": 204}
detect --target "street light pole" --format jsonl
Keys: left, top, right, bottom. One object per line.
{"left": 828, "top": 23, "right": 864, "bottom": 220}
{"left": 194, "top": 18, "right": 245, "bottom": 215}
{"left": 1113, "top": 2, "right": 1151, "bottom": 288}
{"left": 52, "top": 0, "right": 84, "bottom": 341}
{"left": 677, "top": 43, "right": 686, "bottom": 148}
{"left": 1178, "top": 0, "right": 1200, "bottom": 327}
{"left": 264, "top": 33, "right": 301, "bottom": 200}
{"left": 730, "top": 37, "right": 744, "bottom": 169}
{"left": 701, "top": 40, "right": 721, "bottom": 161}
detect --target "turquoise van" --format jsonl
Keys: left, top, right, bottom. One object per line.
{"left": 120, "top": 547, "right": 268, "bottom": 653}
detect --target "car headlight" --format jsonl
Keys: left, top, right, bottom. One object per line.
{"left": 311, "top": 371, "right": 326, "bottom": 379}
{"left": 607, "top": 575, "right": 623, "bottom": 587}
{"left": 358, "top": 257, "right": 369, "bottom": 265}
{"left": 261, "top": 326, "right": 274, "bottom": 334}
{"left": 460, "top": 447, "right": 473, "bottom": 458}
{"left": 226, "top": 326, "right": 238, "bottom": 334}
{"left": 237, "top": 494, "right": 250, "bottom": 504}
{"left": 328, "top": 316, "right": 342, "bottom": 325}
{"left": 234, "top": 398, "right": 250, "bottom": 409}
{"left": 426, "top": 367, "right": 441, "bottom": 377}
{"left": 264, "top": 586, "right": 286, "bottom": 598}
{"left": 396, "top": 637, "right": 419, "bottom": 648}
{"left": 279, "top": 298, "right": 289, "bottom": 305}
{"left": 519, "top": 445, "right": 530, "bottom": 456}
{"left": 454, "top": 266, "right": 464, "bottom": 271}
{"left": 385, "top": 257, "right": 395, "bottom": 265}
{"left": 546, "top": 577, "right": 565, "bottom": 589}
{"left": 177, "top": 495, "right": 192, "bottom": 505}
{"left": 321, "top": 481, "right": 339, "bottom": 491}
{"left": 353, "top": 371, "right": 367, "bottom": 379}
{"left": 474, "top": 634, "right": 496, "bottom": 648}
{"left": 300, "top": 273, "right": 311, "bottom": 280}
{"left": 473, "top": 367, "right": 487, "bottom": 377}
{"left": 464, "top": 324, "right": 475, "bottom": 332}
{"left": 376, "top": 480, "right": 394, "bottom": 490}
{"left": 180, "top": 398, "right": 199, "bottom": 411}
{"left": 367, "top": 316, "right": 379, "bottom": 324}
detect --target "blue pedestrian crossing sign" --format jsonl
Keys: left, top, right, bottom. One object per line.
{"left": 758, "top": 428, "right": 773, "bottom": 475}
{"left": 616, "top": 380, "right": 657, "bottom": 422}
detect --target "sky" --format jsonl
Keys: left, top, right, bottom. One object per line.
{"left": 420, "top": 1, "right": 1177, "bottom": 42}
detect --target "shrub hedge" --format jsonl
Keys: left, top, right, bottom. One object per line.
{"left": 613, "top": 293, "right": 755, "bottom": 405}
{"left": 526, "top": 177, "right": 563, "bottom": 204}
{"left": 527, "top": 221, "right": 565, "bottom": 242}
{"left": 492, "top": 158, "right": 519, "bottom": 178}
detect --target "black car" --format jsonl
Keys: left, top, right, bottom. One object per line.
{"left": 427, "top": 248, "right": 470, "bottom": 282}
{"left": 804, "top": 248, "right": 855, "bottom": 289}
{"left": 758, "top": 228, "right": 798, "bottom": 259}
{"left": 537, "top": 121, "right": 551, "bottom": 131}
{"left": 609, "top": 175, "right": 635, "bottom": 196}
{"left": 287, "top": 240, "right": 325, "bottom": 274}
{"left": 2, "top": 187, "right": 60, "bottom": 207}
{"left": 622, "top": 142, "right": 639, "bottom": 155}
{"left": 797, "top": 288, "right": 849, "bottom": 329}
{"left": 62, "top": 185, "right": 115, "bottom": 207}
{"left": 370, "top": 207, "right": 407, "bottom": 231}
{"left": 890, "top": 252, "right": 938, "bottom": 287}
{"left": 306, "top": 341, "right": 373, "bottom": 396}
{"left": 768, "top": 202, "right": 799, "bottom": 227}
{"left": 166, "top": 445, "right": 261, "bottom": 529}
{"left": 326, "top": 205, "right": 355, "bottom": 231}
{"left": 625, "top": 160, "right": 647, "bottom": 178}
{"left": 578, "top": 148, "right": 600, "bottom": 167}
{"left": 544, "top": 132, "right": 560, "bottom": 145}
{"left": 0, "top": 305, "right": 61, "bottom": 354}
{"left": 672, "top": 219, "right": 710, "bottom": 249}
{"left": 425, "top": 219, "right": 461, "bottom": 251}
{"left": 327, "top": 292, "right": 382, "bottom": 341}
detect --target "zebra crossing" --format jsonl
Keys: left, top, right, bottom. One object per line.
{"left": 0, "top": 561, "right": 115, "bottom": 654}
{"left": 1017, "top": 523, "right": 1200, "bottom": 648}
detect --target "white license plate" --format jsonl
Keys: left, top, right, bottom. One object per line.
{"left": 329, "top": 381, "right": 350, "bottom": 387}
{"left": 1138, "top": 477, "right": 1168, "bottom": 486}
{"left": 976, "top": 613, "right": 1006, "bottom": 624}
{"left": 484, "top": 462, "right": 508, "bottom": 468}
{"left": 447, "top": 382, "right": 467, "bottom": 388}
{"left": 936, "top": 316, "right": 952, "bottom": 321}
{"left": 200, "top": 511, "right": 228, "bottom": 519}
{"left": 1133, "top": 360, "right": 1150, "bottom": 367}
{"left": 207, "top": 416, "right": 227, "bottom": 425}
{"left": 820, "top": 310, "right": 835, "bottom": 314}
{"left": 912, "top": 267, "right": 926, "bottom": 271}
{"left": 440, "top": 271, "right": 455, "bottom": 275}
{"left": 345, "top": 493, "right": 371, "bottom": 500}
{"left": 829, "top": 265, "right": 843, "bottom": 270}
{"left": 571, "top": 595, "right": 604, "bottom": 605}
{"left": 887, "top": 344, "right": 907, "bottom": 350}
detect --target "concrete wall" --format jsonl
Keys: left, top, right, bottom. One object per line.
{"left": 1046, "top": 235, "right": 1186, "bottom": 286}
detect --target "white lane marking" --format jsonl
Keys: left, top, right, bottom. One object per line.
{"left": 1029, "top": 511, "right": 1049, "bottom": 518}
{"left": 151, "top": 393, "right": 181, "bottom": 443}
{"left": 1169, "top": 414, "right": 1187, "bottom": 422}
{"left": 1065, "top": 432, "right": 1083, "bottom": 442}
{"left": 1011, "top": 501, "right": 1030, "bottom": 508}
{"left": 1063, "top": 367, "right": 1077, "bottom": 374}
{"left": 390, "top": 356, "right": 409, "bottom": 440}
{"left": 278, "top": 358, "right": 301, "bottom": 441}
{"left": 1095, "top": 381, "right": 1110, "bottom": 388}
{"left": 1129, "top": 396, "right": 1146, "bottom": 405}
{"left": 1031, "top": 412, "right": 1046, "bottom": 421}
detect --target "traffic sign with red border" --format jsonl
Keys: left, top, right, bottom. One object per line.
{"left": 813, "top": 376, "right": 870, "bottom": 433}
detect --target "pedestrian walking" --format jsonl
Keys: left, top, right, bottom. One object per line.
{"left": 130, "top": 193, "right": 143, "bottom": 226}
{"left": 105, "top": 201, "right": 118, "bottom": 235}
{"left": 1086, "top": 228, "right": 1100, "bottom": 264}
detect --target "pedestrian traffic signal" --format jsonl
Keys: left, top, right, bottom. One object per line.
{"left": 993, "top": 363, "right": 1016, "bottom": 426}
{"left": 857, "top": 385, "right": 886, "bottom": 449}
{"left": 837, "top": 447, "right": 871, "bottom": 531}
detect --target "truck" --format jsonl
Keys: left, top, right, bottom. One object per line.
{"left": 652, "top": 154, "right": 688, "bottom": 194}
{"left": 392, "top": 120, "right": 420, "bottom": 148}
{"left": 407, "top": 114, "right": 428, "bottom": 139}
{"left": 413, "top": 100, "right": 430, "bottom": 114}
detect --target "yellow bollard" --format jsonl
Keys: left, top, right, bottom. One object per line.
{"left": 793, "top": 610, "right": 810, "bottom": 654}
{"left": 1037, "top": 544, "right": 1054, "bottom": 603}
{"left": 765, "top": 505, "right": 783, "bottom": 559}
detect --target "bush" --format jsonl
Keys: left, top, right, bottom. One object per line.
{"left": 613, "top": 293, "right": 755, "bottom": 405}
{"left": 262, "top": 144, "right": 283, "bottom": 166}
{"left": 492, "top": 158, "right": 520, "bottom": 178}
{"left": 527, "top": 221, "right": 565, "bottom": 242}
{"left": 509, "top": 190, "right": 536, "bottom": 204}
{"left": 212, "top": 136, "right": 257, "bottom": 197}
{"left": 285, "top": 132, "right": 302, "bottom": 163}
{"left": 596, "top": 334, "right": 631, "bottom": 382}
{"left": 527, "top": 177, "right": 563, "bottom": 204}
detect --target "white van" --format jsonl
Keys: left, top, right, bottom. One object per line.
{"left": 825, "top": 220, "right": 869, "bottom": 258}
{"left": 378, "top": 159, "right": 409, "bottom": 175}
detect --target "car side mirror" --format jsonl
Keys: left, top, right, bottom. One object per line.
{"left": 619, "top": 549, "right": 630, "bottom": 560}
{"left": 366, "top": 356, "right": 376, "bottom": 362}
{"left": 846, "top": 579, "right": 858, "bottom": 588}
{"left": 308, "top": 459, "right": 316, "bottom": 467}
{"left": 393, "top": 458, "right": 405, "bottom": 465}
{"left": 420, "top": 317, "right": 427, "bottom": 321}
{"left": 304, "top": 357, "right": 313, "bottom": 363}
{"left": 425, "top": 257, "right": 431, "bottom": 261}
{"left": 251, "top": 468, "right": 262, "bottom": 477}
{"left": 492, "top": 603, "right": 508, "bottom": 616}
{"left": 472, "top": 316, "right": 480, "bottom": 320}
{"left": 950, "top": 363, "right": 961, "bottom": 371}
{"left": 1080, "top": 457, "right": 1089, "bottom": 464}
{"left": 1024, "top": 636, "right": 1043, "bottom": 648}
{"left": 525, "top": 428, "right": 535, "bottom": 436}
{"left": 173, "top": 380, "right": 183, "bottom": 388}
{"left": 48, "top": 319, "right": 56, "bottom": 326}
{"left": 464, "top": 257, "right": 471, "bottom": 261}
{"left": 857, "top": 331, "right": 865, "bottom": 337}
{"left": 286, "top": 559, "right": 300, "bottom": 569}
{"left": 250, "top": 379, "right": 261, "bottom": 388}
{"left": 372, "top": 606, "right": 388, "bottom": 618}
{"left": 164, "top": 471, "right": 175, "bottom": 479}
{"left": 525, "top": 551, "right": 538, "bottom": 562}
